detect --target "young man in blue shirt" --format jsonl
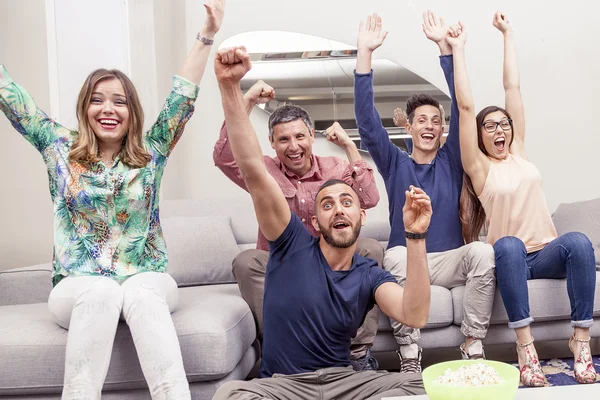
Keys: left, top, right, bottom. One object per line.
{"left": 354, "top": 12, "right": 496, "bottom": 372}
{"left": 213, "top": 44, "right": 431, "bottom": 400}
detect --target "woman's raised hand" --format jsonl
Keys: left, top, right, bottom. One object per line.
{"left": 492, "top": 11, "right": 511, "bottom": 34}
{"left": 446, "top": 22, "right": 467, "bottom": 49}
{"left": 203, "top": 0, "right": 226, "bottom": 35}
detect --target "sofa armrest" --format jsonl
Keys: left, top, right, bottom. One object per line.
{"left": 0, "top": 264, "right": 53, "bottom": 306}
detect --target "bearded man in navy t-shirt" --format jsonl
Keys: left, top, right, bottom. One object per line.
{"left": 213, "top": 44, "right": 433, "bottom": 400}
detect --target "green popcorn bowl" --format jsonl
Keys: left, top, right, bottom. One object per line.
{"left": 422, "top": 360, "right": 520, "bottom": 400}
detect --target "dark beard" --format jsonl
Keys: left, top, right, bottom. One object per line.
{"left": 318, "top": 220, "right": 361, "bottom": 248}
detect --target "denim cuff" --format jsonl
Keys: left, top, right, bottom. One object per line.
{"left": 507, "top": 316, "right": 534, "bottom": 329}
{"left": 571, "top": 319, "right": 594, "bottom": 329}
{"left": 461, "top": 322, "right": 488, "bottom": 339}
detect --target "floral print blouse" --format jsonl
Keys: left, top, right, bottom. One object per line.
{"left": 0, "top": 65, "right": 199, "bottom": 285}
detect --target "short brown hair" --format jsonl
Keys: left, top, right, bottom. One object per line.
{"left": 406, "top": 94, "right": 441, "bottom": 124}
{"left": 69, "top": 69, "right": 151, "bottom": 168}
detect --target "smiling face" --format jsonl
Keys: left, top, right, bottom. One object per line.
{"left": 86, "top": 78, "right": 130, "bottom": 149}
{"left": 270, "top": 119, "right": 315, "bottom": 177}
{"left": 312, "top": 182, "right": 365, "bottom": 248}
{"left": 479, "top": 110, "right": 513, "bottom": 160}
{"left": 406, "top": 105, "right": 443, "bottom": 156}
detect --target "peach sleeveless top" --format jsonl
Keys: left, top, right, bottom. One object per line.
{"left": 478, "top": 154, "right": 557, "bottom": 253}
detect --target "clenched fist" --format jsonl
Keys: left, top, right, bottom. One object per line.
{"left": 492, "top": 11, "right": 511, "bottom": 34}
{"left": 325, "top": 122, "right": 354, "bottom": 148}
{"left": 244, "top": 80, "right": 275, "bottom": 106}
{"left": 214, "top": 46, "right": 252, "bottom": 85}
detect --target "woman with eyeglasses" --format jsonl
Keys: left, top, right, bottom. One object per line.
{"left": 446, "top": 12, "right": 597, "bottom": 387}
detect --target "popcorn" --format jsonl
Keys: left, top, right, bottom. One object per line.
{"left": 409, "top": 188, "right": 416, "bottom": 198}
{"left": 434, "top": 363, "right": 504, "bottom": 386}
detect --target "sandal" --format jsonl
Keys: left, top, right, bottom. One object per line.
{"left": 516, "top": 337, "right": 546, "bottom": 387}
{"left": 569, "top": 336, "right": 598, "bottom": 384}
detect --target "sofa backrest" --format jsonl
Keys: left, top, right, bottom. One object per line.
{"left": 6, "top": 195, "right": 596, "bottom": 304}
{"left": 159, "top": 196, "right": 392, "bottom": 286}
{"left": 160, "top": 196, "right": 392, "bottom": 247}
{"left": 553, "top": 197, "right": 600, "bottom": 270}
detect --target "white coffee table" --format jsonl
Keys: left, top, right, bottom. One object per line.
{"left": 383, "top": 383, "right": 600, "bottom": 399}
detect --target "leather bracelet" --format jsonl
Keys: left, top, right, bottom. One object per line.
{"left": 196, "top": 33, "right": 214, "bottom": 45}
{"left": 405, "top": 230, "right": 427, "bottom": 240}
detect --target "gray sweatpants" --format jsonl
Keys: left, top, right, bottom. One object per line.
{"left": 212, "top": 366, "right": 424, "bottom": 400}
{"left": 232, "top": 237, "right": 384, "bottom": 359}
{"left": 384, "top": 242, "right": 496, "bottom": 345}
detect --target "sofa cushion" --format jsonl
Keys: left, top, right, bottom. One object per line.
{"left": 160, "top": 197, "right": 260, "bottom": 245}
{"left": 159, "top": 197, "right": 394, "bottom": 248}
{"left": 0, "top": 264, "right": 53, "bottom": 306}
{"left": 373, "top": 326, "right": 464, "bottom": 352}
{"left": 452, "top": 276, "right": 600, "bottom": 326}
{"left": 0, "top": 284, "right": 257, "bottom": 395}
{"left": 553, "top": 197, "right": 600, "bottom": 270}
{"left": 162, "top": 216, "right": 240, "bottom": 286}
{"left": 378, "top": 285, "right": 454, "bottom": 331}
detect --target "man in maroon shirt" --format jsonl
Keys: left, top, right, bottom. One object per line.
{"left": 213, "top": 80, "right": 383, "bottom": 370}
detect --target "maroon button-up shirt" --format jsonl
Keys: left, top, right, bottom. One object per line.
{"left": 213, "top": 123, "right": 380, "bottom": 251}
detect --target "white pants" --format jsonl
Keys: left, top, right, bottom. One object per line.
{"left": 48, "top": 272, "right": 190, "bottom": 400}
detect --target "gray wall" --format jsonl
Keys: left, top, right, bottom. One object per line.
{"left": 0, "top": 0, "right": 54, "bottom": 270}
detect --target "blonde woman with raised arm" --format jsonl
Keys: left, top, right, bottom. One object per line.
{"left": 0, "top": 1, "right": 226, "bottom": 398}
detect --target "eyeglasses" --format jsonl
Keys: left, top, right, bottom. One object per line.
{"left": 482, "top": 119, "right": 512, "bottom": 133}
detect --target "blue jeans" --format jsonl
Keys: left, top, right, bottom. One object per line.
{"left": 494, "top": 232, "right": 596, "bottom": 329}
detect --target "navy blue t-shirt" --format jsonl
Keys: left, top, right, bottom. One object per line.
{"left": 258, "top": 213, "right": 396, "bottom": 378}
{"left": 354, "top": 55, "right": 464, "bottom": 253}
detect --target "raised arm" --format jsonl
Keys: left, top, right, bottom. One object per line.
{"left": 422, "top": 10, "right": 452, "bottom": 56}
{"left": 215, "top": 47, "right": 290, "bottom": 241}
{"left": 354, "top": 13, "right": 406, "bottom": 178}
{"left": 178, "top": 0, "right": 225, "bottom": 85}
{"left": 375, "top": 186, "right": 432, "bottom": 328}
{"left": 447, "top": 23, "right": 489, "bottom": 194}
{"left": 323, "top": 122, "right": 380, "bottom": 208}
{"left": 213, "top": 80, "right": 275, "bottom": 190}
{"left": 493, "top": 11, "right": 526, "bottom": 158}
{"left": 145, "top": 1, "right": 225, "bottom": 157}
{"left": 355, "top": 13, "right": 388, "bottom": 75}
{"left": 0, "top": 65, "right": 72, "bottom": 153}
{"left": 422, "top": 10, "right": 462, "bottom": 168}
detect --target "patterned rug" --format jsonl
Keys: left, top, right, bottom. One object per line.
{"left": 514, "top": 355, "right": 600, "bottom": 387}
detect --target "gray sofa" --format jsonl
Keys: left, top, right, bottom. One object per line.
{"left": 372, "top": 197, "right": 600, "bottom": 355}
{"left": 0, "top": 197, "right": 262, "bottom": 399}
{"left": 1, "top": 196, "right": 599, "bottom": 399}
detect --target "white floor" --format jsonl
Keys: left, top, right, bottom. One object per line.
{"left": 385, "top": 383, "right": 600, "bottom": 400}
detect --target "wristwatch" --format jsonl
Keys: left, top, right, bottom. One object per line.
{"left": 405, "top": 230, "right": 427, "bottom": 240}
{"left": 196, "top": 33, "right": 214, "bottom": 45}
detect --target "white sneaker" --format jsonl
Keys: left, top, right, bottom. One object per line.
{"left": 460, "top": 339, "right": 486, "bottom": 360}
{"left": 397, "top": 344, "right": 422, "bottom": 373}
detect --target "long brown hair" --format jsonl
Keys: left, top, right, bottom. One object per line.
{"left": 460, "top": 105, "right": 513, "bottom": 243}
{"left": 69, "top": 69, "right": 151, "bottom": 168}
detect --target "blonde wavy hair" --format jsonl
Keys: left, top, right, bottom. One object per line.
{"left": 69, "top": 69, "right": 151, "bottom": 168}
